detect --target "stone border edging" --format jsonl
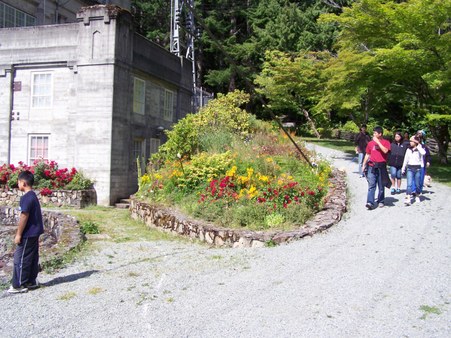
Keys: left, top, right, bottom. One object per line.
{"left": 0, "top": 207, "right": 84, "bottom": 279}
{"left": 0, "top": 188, "right": 97, "bottom": 209}
{"left": 130, "top": 169, "right": 347, "bottom": 248}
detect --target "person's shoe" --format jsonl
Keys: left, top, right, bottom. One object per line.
{"left": 7, "top": 285, "right": 28, "bottom": 294}
{"left": 378, "top": 202, "right": 385, "bottom": 208}
{"left": 25, "top": 281, "right": 40, "bottom": 290}
{"left": 396, "top": 189, "right": 401, "bottom": 194}
{"left": 415, "top": 195, "right": 421, "bottom": 204}
{"left": 359, "top": 174, "right": 365, "bottom": 178}
{"left": 365, "top": 203, "right": 374, "bottom": 210}
{"left": 390, "top": 188, "right": 395, "bottom": 195}
{"left": 404, "top": 195, "right": 411, "bottom": 206}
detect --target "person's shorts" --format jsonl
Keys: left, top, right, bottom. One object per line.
{"left": 390, "top": 166, "right": 402, "bottom": 179}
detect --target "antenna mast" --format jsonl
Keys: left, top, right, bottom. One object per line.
{"left": 170, "top": 0, "right": 197, "bottom": 92}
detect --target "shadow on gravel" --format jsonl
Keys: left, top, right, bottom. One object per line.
{"left": 41, "top": 270, "right": 99, "bottom": 287}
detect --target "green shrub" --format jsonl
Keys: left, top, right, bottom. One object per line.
{"left": 80, "top": 221, "right": 100, "bottom": 235}
{"left": 65, "top": 172, "right": 94, "bottom": 190}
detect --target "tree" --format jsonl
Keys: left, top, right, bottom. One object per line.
{"left": 255, "top": 50, "right": 331, "bottom": 137}
{"left": 319, "top": 0, "right": 450, "bottom": 162}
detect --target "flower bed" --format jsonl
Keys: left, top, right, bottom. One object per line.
{"left": 135, "top": 90, "right": 332, "bottom": 231}
{"left": 0, "top": 160, "right": 95, "bottom": 208}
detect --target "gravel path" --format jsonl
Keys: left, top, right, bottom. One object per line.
{"left": 1, "top": 145, "right": 450, "bottom": 337}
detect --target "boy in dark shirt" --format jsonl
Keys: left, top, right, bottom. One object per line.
{"left": 8, "top": 170, "right": 44, "bottom": 293}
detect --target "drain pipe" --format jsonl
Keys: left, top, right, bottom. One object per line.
{"left": 7, "top": 65, "right": 15, "bottom": 165}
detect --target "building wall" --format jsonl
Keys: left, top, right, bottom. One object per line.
{"left": 0, "top": 5, "right": 192, "bottom": 205}
{"left": 0, "top": 0, "right": 131, "bottom": 27}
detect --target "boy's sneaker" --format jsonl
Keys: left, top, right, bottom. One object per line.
{"left": 378, "top": 202, "right": 385, "bottom": 208}
{"left": 396, "top": 189, "right": 401, "bottom": 194}
{"left": 415, "top": 195, "right": 421, "bottom": 204}
{"left": 25, "top": 281, "right": 40, "bottom": 290}
{"left": 7, "top": 285, "right": 28, "bottom": 294}
{"left": 390, "top": 188, "right": 395, "bottom": 195}
{"left": 365, "top": 203, "right": 374, "bottom": 210}
{"left": 404, "top": 195, "right": 411, "bottom": 206}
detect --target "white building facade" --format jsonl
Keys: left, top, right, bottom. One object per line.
{"left": 0, "top": 5, "right": 193, "bottom": 205}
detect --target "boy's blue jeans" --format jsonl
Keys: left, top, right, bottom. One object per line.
{"left": 406, "top": 167, "right": 422, "bottom": 195}
{"left": 366, "top": 166, "right": 385, "bottom": 205}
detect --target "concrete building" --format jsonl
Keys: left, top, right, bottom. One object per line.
{"left": 0, "top": 0, "right": 131, "bottom": 27}
{"left": 0, "top": 5, "right": 193, "bottom": 205}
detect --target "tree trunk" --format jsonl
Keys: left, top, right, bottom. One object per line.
{"left": 301, "top": 108, "right": 321, "bottom": 139}
{"left": 429, "top": 123, "right": 449, "bottom": 164}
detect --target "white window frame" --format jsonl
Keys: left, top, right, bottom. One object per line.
{"left": 133, "top": 138, "right": 146, "bottom": 171}
{"left": 31, "top": 72, "right": 53, "bottom": 109}
{"left": 133, "top": 77, "right": 146, "bottom": 115}
{"left": 0, "top": 3, "right": 36, "bottom": 28}
{"left": 163, "top": 89, "right": 174, "bottom": 121}
{"left": 149, "top": 138, "right": 161, "bottom": 155}
{"left": 28, "top": 134, "right": 50, "bottom": 164}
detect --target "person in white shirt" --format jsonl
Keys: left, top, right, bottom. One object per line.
{"left": 401, "top": 136, "right": 426, "bottom": 205}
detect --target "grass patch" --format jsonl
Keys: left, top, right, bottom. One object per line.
{"left": 87, "top": 287, "right": 104, "bottom": 295}
{"left": 427, "top": 155, "right": 451, "bottom": 187}
{"left": 68, "top": 206, "right": 184, "bottom": 243}
{"left": 58, "top": 291, "right": 77, "bottom": 301}
{"left": 419, "top": 305, "right": 442, "bottom": 320}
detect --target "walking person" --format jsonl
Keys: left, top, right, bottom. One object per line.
{"left": 8, "top": 170, "right": 43, "bottom": 293}
{"left": 411, "top": 130, "right": 431, "bottom": 194}
{"left": 401, "top": 136, "right": 426, "bottom": 206}
{"left": 362, "top": 126, "right": 392, "bottom": 210}
{"left": 388, "top": 131, "right": 409, "bottom": 195}
{"left": 354, "top": 124, "right": 371, "bottom": 177}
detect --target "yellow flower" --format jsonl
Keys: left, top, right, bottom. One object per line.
{"left": 140, "top": 174, "right": 150, "bottom": 184}
{"left": 258, "top": 174, "right": 269, "bottom": 182}
{"left": 226, "top": 166, "right": 237, "bottom": 177}
{"left": 277, "top": 179, "right": 283, "bottom": 186}
{"left": 265, "top": 157, "right": 273, "bottom": 163}
{"left": 154, "top": 173, "right": 163, "bottom": 180}
{"left": 246, "top": 167, "right": 254, "bottom": 178}
{"left": 248, "top": 185, "right": 258, "bottom": 198}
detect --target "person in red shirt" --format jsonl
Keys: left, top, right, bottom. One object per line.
{"left": 362, "top": 126, "right": 392, "bottom": 210}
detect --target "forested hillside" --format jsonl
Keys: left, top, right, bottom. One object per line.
{"left": 131, "top": 0, "right": 450, "bottom": 163}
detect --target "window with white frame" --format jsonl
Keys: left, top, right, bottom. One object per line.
{"left": 31, "top": 73, "right": 53, "bottom": 108}
{"left": 29, "top": 135, "right": 49, "bottom": 163}
{"left": 133, "top": 138, "right": 146, "bottom": 172}
{"left": 149, "top": 138, "right": 160, "bottom": 155}
{"left": 0, "top": 3, "right": 35, "bottom": 28}
{"left": 163, "top": 89, "right": 174, "bottom": 121}
{"left": 133, "top": 78, "right": 146, "bottom": 115}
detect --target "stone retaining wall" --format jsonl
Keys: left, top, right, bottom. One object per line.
{"left": 0, "top": 188, "right": 97, "bottom": 208}
{"left": 0, "top": 207, "right": 84, "bottom": 283}
{"left": 130, "top": 169, "right": 347, "bottom": 248}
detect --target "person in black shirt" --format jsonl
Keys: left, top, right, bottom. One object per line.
{"left": 387, "top": 131, "right": 409, "bottom": 194}
{"left": 8, "top": 170, "right": 44, "bottom": 294}
{"left": 354, "top": 124, "right": 371, "bottom": 177}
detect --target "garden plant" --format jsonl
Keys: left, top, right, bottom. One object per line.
{"left": 0, "top": 160, "right": 93, "bottom": 195}
{"left": 136, "top": 91, "right": 332, "bottom": 230}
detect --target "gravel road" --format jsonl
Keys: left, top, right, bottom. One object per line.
{"left": 1, "top": 145, "right": 450, "bottom": 337}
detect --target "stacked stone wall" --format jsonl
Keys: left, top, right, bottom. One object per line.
{"left": 0, "top": 188, "right": 96, "bottom": 208}
{"left": 0, "top": 207, "right": 83, "bottom": 284}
